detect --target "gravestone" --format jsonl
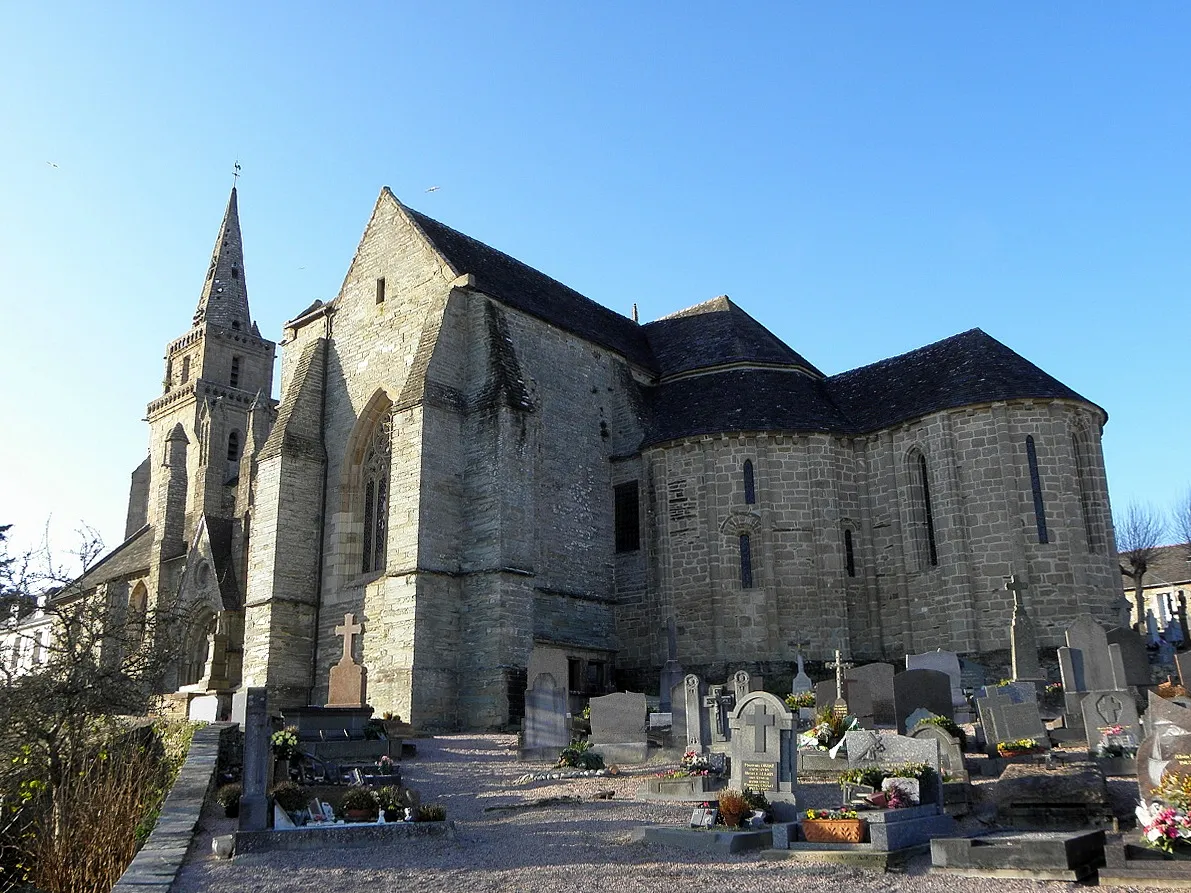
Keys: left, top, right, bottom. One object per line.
{"left": 1137, "top": 691, "right": 1191, "bottom": 803}
{"left": 909, "top": 723, "right": 967, "bottom": 782}
{"left": 960, "top": 658, "right": 988, "bottom": 693}
{"left": 1107, "top": 627, "right": 1151, "bottom": 688}
{"left": 844, "top": 729, "right": 943, "bottom": 805}
{"left": 790, "top": 640, "right": 813, "bottom": 695}
{"left": 669, "top": 677, "right": 689, "bottom": 749}
{"left": 683, "top": 674, "right": 709, "bottom": 751}
{"left": 703, "top": 682, "right": 736, "bottom": 752}
{"left": 1058, "top": 614, "right": 1127, "bottom": 719}
{"left": 976, "top": 691, "right": 1049, "bottom": 752}
{"left": 727, "top": 691, "right": 798, "bottom": 820}
{"left": 658, "top": 617, "right": 684, "bottom": 713}
{"left": 520, "top": 672, "right": 570, "bottom": 761}
{"left": 906, "top": 650, "right": 966, "bottom": 717}
{"left": 326, "top": 613, "right": 367, "bottom": 707}
{"left": 589, "top": 691, "right": 648, "bottom": 763}
{"left": 847, "top": 662, "right": 896, "bottom": 726}
{"left": 893, "top": 669, "right": 953, "bottom": 733}
{"left": 1081, "top": 690, "right": 1140, "bottom": 756}
{"left": 238, "top": 687, "right": 269, "bottom": 832}
{"left": 1007, "top": 576, "right": 1044, "bottom": 688}
{"left": 978, "top": 681, "right": 1038, "bottom": 704}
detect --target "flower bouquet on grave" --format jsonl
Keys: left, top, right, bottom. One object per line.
{"left": 1138, "top": 771, "right": 1191, "bottom": 854}
{"left": 376, "top": 754, "right": 396, "bottom": 775}
{"left": 270, "top": 727, "right": 299, "bottom": 761}
{"left": 798, "top": 708, "right": 858, "bottom": 752}
{"left": 996, "top": 737, "right": 1042, "bottom": 757}
{"left": 1095, "top": 725, "right": 1139, "bottom": 759}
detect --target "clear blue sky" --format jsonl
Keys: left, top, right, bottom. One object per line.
{"left": 2, "top": 2, "right": 1188, "bottom": 564}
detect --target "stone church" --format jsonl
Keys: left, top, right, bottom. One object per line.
{"left": 75, "top": 185, "right": 1122, "bottom": 730}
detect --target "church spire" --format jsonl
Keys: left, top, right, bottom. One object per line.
{"left": 193, "top": 187, "right": 252, "bottom": 330}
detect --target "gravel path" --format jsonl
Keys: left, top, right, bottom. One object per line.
{"left": 172, "top": 734, "right": 1150, "bottom": 893}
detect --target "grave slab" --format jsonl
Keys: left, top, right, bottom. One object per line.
{"left": 931, "top": 830, "right": 1106, "bottom": 882}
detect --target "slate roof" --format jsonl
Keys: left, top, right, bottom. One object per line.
{"left": 643, "top": 369, "right": 846, "bottom": 446}
{"left": 642, "top": 296, "right": 823, "bottom": 379}
{"left": 73, "top": 525, "right": 152, "bottom": 591}
{"left": 825, "top": 329, "right": 1101, "bottom": 433}
{"left": 1121, "top": 543, "right": 1191, "bottom": 590}
{"left": 403, "top": 204, "right": 656, "bottom": 369}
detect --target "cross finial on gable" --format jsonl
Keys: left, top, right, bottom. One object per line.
{"left": 232, "top": 160, "right": 241, "bottom": 187}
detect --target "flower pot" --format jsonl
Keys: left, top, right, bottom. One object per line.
{"left": 345, "top": 808, "right": 376, "bottom": 823}
{"left": 223, "top": 802, "right": 240, "bottom": 819}
{"left": 801, "top": 818, "right": 869, "bottom": 844}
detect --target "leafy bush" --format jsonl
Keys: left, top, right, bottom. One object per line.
{"left": 270, "top": 780, "right": 308, "bottom": 813}
{"left": 557, "top": 739, "right": 605, "bottom": 770}
{"left": 340, "top": 785, "right": 378, "bottom": 811}
{"left": 415, "top": 803, "right": 447, "bottom": 822}
{"left": 784, "top": 692, "right": 815, "bottom": 710}
{"left": 216, "top": 783, "right": 242, "bottom": 808}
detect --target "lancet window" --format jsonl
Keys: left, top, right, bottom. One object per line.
{"left": 361, "top": 411, "right": 393, "bottom": 574}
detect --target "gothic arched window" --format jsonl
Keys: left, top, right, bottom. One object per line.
{"left": 907, "top": 448, "right": 939, "bottom": 569}
{"left": 1071, "top": 423, "right": 1103, "bottom": 552}
{"left": 739, "top": 533, "right": 754, "bottom": 588}
{"left": 1026, "top": 435, "right": 1049, "bottom": 544}
{"left": 226, "top": 430, "right": 240, "bottom": 462}
{"left": 743, "top": 460, "right": 756, "bottom": 505}
{"left": 361, "top": 411, "right": 393, "bottom": 574}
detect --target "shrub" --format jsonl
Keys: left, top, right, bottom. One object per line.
{"left": 415, "top": 803, "right": 447, "bottom": 822}
{"left": 216, "top": 783, "right": 242, "bottom": 808}
{"left": 784, "top": 692, "right": 815, "bottom": 710}
{"left": 269, "top": 780, "right": 307, "bottom": 813}
{"left": 557, "top": 739, "right": 605, "bottom": 771}
{"left": 340, "top": 785, "right": 377, "bottom": 812}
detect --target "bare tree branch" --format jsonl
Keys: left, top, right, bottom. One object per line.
{"left": 1116, "top": 501, "right": 1168, "bottom": 631}
{"left": 1175, "top": 487, "right": 1191, "bottom": 557}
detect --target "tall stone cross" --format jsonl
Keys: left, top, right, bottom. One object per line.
{"left": 666, "top": 616, "right": 678, "bottom": 662}
{"left": 1005, "top": 574, "right": 1028, "bottom": 612}
{"left": 335, "top": 613, "right": 363, "bottom": 665}
{"left": 788, "top": 639, "right": 809, "bottom": 676}
{"left": 746, "top": 702, "right": 776, "bottom": 752}
{"left": 827, "top": 649, "right": 853, "bottom": 701}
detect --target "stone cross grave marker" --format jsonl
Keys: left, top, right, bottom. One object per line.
{"left": 728, "top": 691, "right": 798, "bottom": 820}
{"left": 702, "top": 683, "right": 735, "bottom": 749}
{"left": 683, "top": 674, "right": 708, "bottom": 751}
{"left": 1007, "top": 575, "right": 1044, "bottom": 686}
{"left": 327, "top": 613, "right": 367, "bottom": 707}
{"left": 893, "top": 668, "right": 953, "bottom": 733}
{"left": 239, "top": 687, "right": 269, "bottom": 831}
{"left": 827, "top": 650, "right": 853, "bottom": 716}
{"left": 848, "top": 662, "right": 896, "bottom": 726}
{"left": 1081, "top": 690, "right": 1141, "bottom": 756}
{"left": 520, "top": 672, "right": 570, "bottom": 760}
{"left": 658, "top": 616, "right": 684, "bottom": 712}
{"left": 789, "top": 639, "right": 813, "bottom": 695}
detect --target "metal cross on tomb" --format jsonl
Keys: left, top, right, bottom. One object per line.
{"left": 827, "top": 649, "right": 853, "bottom": 700}
{"left": 702, "top": 687, "right": 734, "bottom": 738}
{"left": 335, "top": 612, "right": 364, "bottom": 664}
{"left": 1005, "top": 574, "right": 1028, "bottom": 611}
{"left": 745, "top": 703, "right": 776, "bottom": 753}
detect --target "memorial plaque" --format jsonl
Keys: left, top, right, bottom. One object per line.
{"left": 743, "top": 761, "right": 777, "bottom": 792}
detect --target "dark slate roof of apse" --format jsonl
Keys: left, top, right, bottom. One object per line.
{"left": 824, "top": 328, "right": 1101, "bottom": 432}
{"left": 641, "top": 296, "right": 824, "bottom": 378}
{"left": 403, "top": 205, "right": 657, "bottom": 369}
{"left": 642, "top": 369, "right": 847, "bottom": 446}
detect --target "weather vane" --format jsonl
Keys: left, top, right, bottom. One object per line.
{"left": 232, "top": 161, "right": 241, "bottom": 187}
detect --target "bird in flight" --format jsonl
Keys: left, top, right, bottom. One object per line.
{"left": 425, "top": 185, "right": 440, "bottom": 193}
{"left": 46, "top": 161, "right": 58, "bottom": 168}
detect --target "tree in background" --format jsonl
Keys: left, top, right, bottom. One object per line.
{"left": 1175, "top": 488, "right": 1191, "bottom": 557}
{"left": 1116, "top": 502, "right": 1168, "bottom": 631}
{"left": 0, "top": 524, "right": 188, "bottom": 893}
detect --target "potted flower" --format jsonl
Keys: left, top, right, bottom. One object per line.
{"left": 376, "top": 754, "right": 397, "bottom": 776}
{"left": 717, "top": 789, "right": 749, "bottom": 828}
{"left": 375, "top": 785, "right": 407, "bottom": 822}
{"left": 216, "top": 782, "right": 242, "bottom": 818}
{"left": 270, "top": 780, "right": 308, "bottom": 824}
{"left": 270, "top": 726, "right": 300, "bottom": 782}
{"left": 997, "top": 737, "right": 1042, "bottom": 758}
{"left": 414, "top": 803, "right": 447, "bottom": 822}
{"left": 802, "top": 808, "right": 868, "bottom": 843}
{"left": 1138, "top": 771, "right": 1191, "bottom": 855}
{"left": 340, "top": 785, "right": 378, "bottom": 822}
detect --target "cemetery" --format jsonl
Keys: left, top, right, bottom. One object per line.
{"left": 150, "top": 593, "right": 1191, "bottom": 891}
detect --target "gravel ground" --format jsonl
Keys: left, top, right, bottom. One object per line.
{"left": 171, "top": 734, "right": 1150, "bottom": 893}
